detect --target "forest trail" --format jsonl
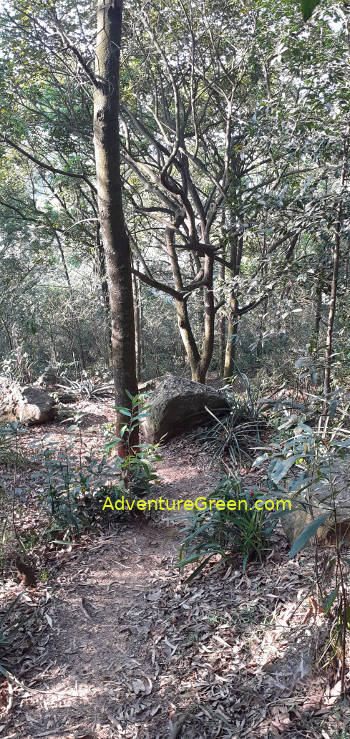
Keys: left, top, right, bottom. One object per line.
{"left": 1, "top": 430, "right": 346, "bottom": 738}
{"left": 2, "top": 440, "right": 220, "bottom": 739}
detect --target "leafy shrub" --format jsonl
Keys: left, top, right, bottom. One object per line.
{"left": 37, "top": 393, "right": 161, "bottom": 539}
{"left": 179, "top": 476, "right": 276, "bottom": 579}
{"left": 41, "top": 445, "right": 112, "bottom": 538}
{"left": 253, "top": 403, "right": 350, "bottom": 502}
{"left": 103, "top": 391, "right": 162, "bottom": 497}
{"left": 56, "top": 376, "right": 114, "bottom": 401}
{"left": 255, "top": 406, "right": 350, "bottom": 691}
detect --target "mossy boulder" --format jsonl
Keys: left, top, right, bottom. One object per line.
{"left": 143, "top": 374, "right": 229, "bottom": 443}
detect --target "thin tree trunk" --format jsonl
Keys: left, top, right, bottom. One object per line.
{"left": 312, "top": 284, "right": 323, "bottom": 387}
{"left": 218, "top": 314, "right": 226, "bottom": 377}
{"left": 323, "top": 131, "right": 348, "bottom": 398}
{"left": 93, "top": 0, "right": 138, "bottom": 453}
{"left": 314, "top": 286, "right": 322, "bottom": 350}
{"left": 224, "top": 296, "right": 239, "bottom": 378}
{"left": 49, "top": 323, "right": 57, "bottom": 365}
{"left": 224, "top": 234, "right": 242, "bottom": 378}
{"left": 140, "top": 294, "right": 145, "bottom": 377}
{"left": 54, "top": 231, "right": 86, "bottom": 371}
{"left": 133, "top": 268, "right": 141, "bottom": 381}
{"left": 176, "top": 298, "right": 201, "bottom": 381}
{"left": 96, "top": 222, "right": 112, "bottom": 359}
{"left": 323, "top": 204, "right": 342, "bottom": 397}
{"left": 199, "top": 254, "right": 215, "bottom": 383}
{"left": 165, "top": 227, "right": 201, "bottom": 381}
{"left": 218, "top": 255, "right": 226, "bottom": 377}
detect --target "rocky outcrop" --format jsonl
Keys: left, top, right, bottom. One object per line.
{"left": 0, "top": 376, "right": 56, "bottom": 425}
{"left": 281, "top": 458, "right": 350, "bottom": 546}
{"left": 143, "top": 374, "right": 230, "bottom": 443}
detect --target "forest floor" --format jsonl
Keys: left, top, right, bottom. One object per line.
{"left": 1, "top": 397, "right": 350, "bottom": 738}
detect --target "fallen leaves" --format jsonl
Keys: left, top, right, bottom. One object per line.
{"left": 0, "top": 419, "right": 348, "bottom": 737}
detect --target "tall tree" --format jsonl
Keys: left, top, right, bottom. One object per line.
{"left": 93, "top": 0, "right": 138, "bottom": 450}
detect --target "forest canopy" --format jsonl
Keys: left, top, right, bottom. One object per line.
{"left": 2, "top": 1, "right": 350, "bottom": 736}
{"left": 0, "top": 0, "right": 348, "bottom": 392}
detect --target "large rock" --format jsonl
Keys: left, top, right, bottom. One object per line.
{"left": 0, "top": 376, "right": 56, "bottom": 425}
{"left": 281, "top": 458, "right": 350, "bottom": 546}
{"left": 143, "top": 374, "right": 230, "bottom": 443}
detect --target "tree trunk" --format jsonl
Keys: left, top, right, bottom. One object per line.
{"left": 314, "top": 285, "right": 322, "bottom": 349}
{"left": 175, "top": 298, "right": 201, "bottom": 381}
{"left": 224, "top": 234, "right": 242, "bottom": 378}
{"left": 198, "top": 254, "right": 215, "bottom": 383}
{"left": 218, "top": 312, "right": 226, "bottom": 378}
{"left": 96, "top": 222, "right": 112, "bottom": 360}
{"left": 49, "top": 323, "right": 57, "bottom": 365}
{"left": 312, "top": 284, "right": 323, "bottom": 386}
{"left": 224, "top": 295, "right": 239, "bottom": 378}
{"left": 165, "top": 226, "right": 202, "bottom": 381}
{"left": 133, "top": 269, "right": 141, "bottom": 381}
{"left": 323, "top": 130, "right": 348, "bottom": 398}
{"left": 93, "top": 0, "right": 138, "bottom": 453}
{"left": 323, "top": 204, "right": 342, "bottom": 398}
{"left": 218, "top": 257, "right": 226, "bottom": 377}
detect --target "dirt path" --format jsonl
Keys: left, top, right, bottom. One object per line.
{"left": 2, "top": 441, "right": 219, "bottom": 738}
{"left": 1, "top": 434, "right": 346, "bottom": 739}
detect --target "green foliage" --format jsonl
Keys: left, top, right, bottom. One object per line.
{"left": 300, "top": 0, "right": 321, "bottom": 21}
{"left": 0, "top": 0, "right": 349, "bottom": 391}
{"left": 256, "top": 404, "right": 350, "bottom": 687}
{"left": 254, "top": 400, "right": 350, "bottom": 501}
{"left": 195, "top": 374, "right": 265, "bottom": 468}
{"left": 288, "top": 513, "right": 328, "bottom": 558}
{"left": 37, "top": 393, "right": 161, "bottom": 539}
{"left": 40, "top": 437, "right": 113, "bottom": 538}
{"left": 103, "top": 392, "right": 162, "bottom": 498}
{"left": 179, "top": 477, "right": 276, "bottom": 580}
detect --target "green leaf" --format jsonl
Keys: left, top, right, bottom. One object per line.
{"left": 184, "top": 556, "right": 213, "bottom": 582}
{"left": 323, "top": 586, "right": 339, "bottom": 614}
{"left": 251, "top": 452, "right": 270, "bottom": 468}
{"left": 300, "top": 0, "right": 321, "bottom": 21}
{"left": 331, "top": 439, "right": 350, "bottom": 449}
{"left": 289, "top": 513, "right": 328, "bottom": 558}
{"left": 270, "top": 455, "right": 299, "bottom": 484}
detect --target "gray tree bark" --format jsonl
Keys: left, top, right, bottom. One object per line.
{"left": 93, "top": 0, "right": 138, "bottom": 453}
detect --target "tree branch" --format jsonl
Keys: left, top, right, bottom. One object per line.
{"left": 3, "top": 137, "right": 96, "bottom": 190}
{"left": 131, "top": 267, "right": 184, "bottom": 301}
